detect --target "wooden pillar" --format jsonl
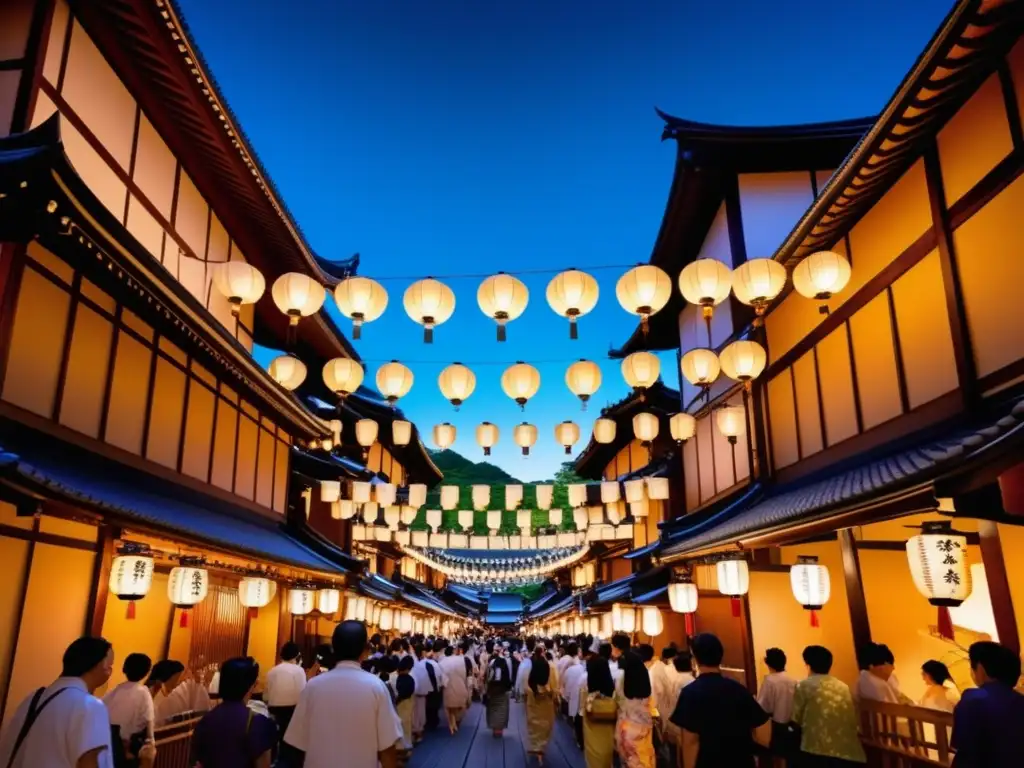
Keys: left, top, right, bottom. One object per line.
{"left": 85, "top": 524, "right": 115, "bottom": 637}
{"left": 0, "top": 0, "right": 56, "bottom": 136}
{"left": 838, "top": 528, "right": 872, "bottom": 654}
{"left": 977, "top": 520, "right": 1020, "bottom": 655}
{"left": 739, "top": 594, "right": 757, "bottom": 693}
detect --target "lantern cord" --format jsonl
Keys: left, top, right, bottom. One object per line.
{"left": 358, "top": 263, "right": 639, "bottom": 283}
{"left": 684, "top": 612, "right": 695, "bottom": 636}
{"left": 730, "top": 597, "right": 742, "bottom": 618}
{"left": 809, "top": 609, "right": 819, "bottom": 628}
{"left": 936, "top": 606, "right": 954, "bottom": 640}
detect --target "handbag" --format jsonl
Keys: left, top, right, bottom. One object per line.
{"left": 586, "top": 695, "right": 617, "bottom": 723}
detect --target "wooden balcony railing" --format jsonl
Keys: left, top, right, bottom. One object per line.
{"left": 858, "top": 700, "right": 955, "bottom": 767}
{"left": 153, "top": 714, "right": 204, "bottom": 768}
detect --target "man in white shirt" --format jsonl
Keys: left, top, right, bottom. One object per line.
{"left": 561, "top": 650, "right": 588, "bottom": 747}
{"left": 0, "top": 636, "right": 116, "bottom": 768}
{"left": 648, "top": 646, "right": 675, "bottom": 729}
{"left": 756, "top": 648, "right": 798, "bottom": 757}
{"left": 264, "top": 642, "right": 306, "bottom": 747}
{"left": 285, "top": 621, "right": 402, "bottom": 768}
{"left": 855, "top": 642, "right": 909, "bottom": 704}
{"left": 514, "top": 641, "right": 535, "bottom": 700}
{"left": 103, "top": 653, "right": 155, "bottom": 759}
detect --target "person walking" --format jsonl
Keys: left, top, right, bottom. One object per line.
{"left": 562, "top": 646, "right": 589, "bottom": 747}
{"left": 284, "top": 621, "right": 403, "bottom": 768}
{"left": 263, "top": 642, "right": 306, "bottom": 746}
{"left": 0, "top": 636, "right": 117, "bottom": 768}
{"left": 485, "top": 647, "right": 513, "bottom": 737}
{"left": 791, "top": 645, "right": 866, "bottom": 767}
{"left": 756, "top": 647, "right": 798, "bottom": 761}
{"left": 526, "top": 653, "right": 556, "bottom": 764}
{"left": 394, "top": 656, "right": 416, "bottom": 751}
{"left": 190, "top": 657, "right": 276, "bottom": 768}
{"left": 951, "top": 640, "right": 1024, "bottom": 767}
{"left": 103, "top": 653, "right": 155, "bottom": 767}
{"left": 614, "top": 652, "right": 655, "bottom": 768}
{"left": 582, "top": 656, "right": 617, "bottom": 768}
{"left": 438, "top": 646, "right": 469, "bottom": 734}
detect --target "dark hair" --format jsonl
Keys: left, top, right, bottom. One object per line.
{"left": 370, "top": 633, "right": 382, "bottom": 646}
{"left": 398, "top": 655, "right": 415, "bottom": 673}
{"left": 62, "top": 637, "right": 112, "bottom": 678}
{"left": 661, "top": 644, "right": 678, "bottom": 661}
{"left": 859, "top": 642, "right": 893, "bottom": 669}
{"left": 637, "top": 644, "right": 655, "bottom": 663}
{"left": 803, "top": 645, "right": 833, "bottom": 675}
{"left": 611, "top": 634, "right": 631, "bottom": 653}
{"left": 219, "top": 657, "right": 260, "bottom": 701}
{"left": 444, "top": 646, "right": 454, "bottom": 657}
{"left": 147, "top": 659, "right": 184, "bottom": 686}
{"left": 622, "top": 651, "right": 652, "bottom": 700}
{"left": 334, "top": 620, "right": 368, "bottom": 663}
{"left": 922, "top": 660, "right": 950, "bottom": 685}
{"left": 690, "top": 633, "right": 724, "bottom": 668}
{"left": 598, "top": 643, "right": 612, "bottom": 661}
{"left": 765, "top": 647, "right": 787, "bottom": 672}
{"left": 528, "top": 655, "right": 550, "bottom": 695}
{"left": 281, "top": 642, "right": 301, "bottom": 662}
{"left": 969, "top": 641, "right": 1022, "bottom": 687}
{"left": 586, "top": 656, "right": 614, "bottom": 697}
{"left": 315, "top": 643, "right": 335, "bottom": 669}
{"left": 673, "top": 651, "right": 692, "bottom": 673}
{"left": 566, "top": 642, "right": 579, "bottom": 658}
{"left": 390, "top": 638, "right": 403, "bottom": 654}
{"left": 122, "top": 653, "right": 152, "bottom": 683}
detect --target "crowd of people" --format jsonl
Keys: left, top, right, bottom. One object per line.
{"left": 0, "top": 626, "right": 1020, "bottom": 767}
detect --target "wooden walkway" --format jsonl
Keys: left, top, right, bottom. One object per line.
{"left": 408, "top": 701, "right": 586, "bottom": 768}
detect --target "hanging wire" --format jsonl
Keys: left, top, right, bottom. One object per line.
{"left": 355, "top": 357, "right": 627, "bottom": 366}
{"left": 356, "top": 262, "right": 639, "bottom": 282}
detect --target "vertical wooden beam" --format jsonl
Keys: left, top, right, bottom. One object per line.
{"left": 838, "top": 528, "right": 872, "bottom": 653}
{"left": 10, "top": 0, "right": 56, "bottom": 134}
{"left": 0, "top": 514, "right": 38, "bottom": 723}
{"left": 739, "top": 594, "right": 758, "bottom": 693}
{"left": 85, "top": 523, "right": 115, "bottom": 637}
{"left": 977, "top": 520, "right": 1020, "bottom": 655}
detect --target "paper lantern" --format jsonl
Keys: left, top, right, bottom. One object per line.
{"left": 337, "top": 500, "right": 356, "bottom": 520}
{"left": 383, "top": 506, "right": 401, "bottom": 529}
{"left": 549, "top": 508, "right": 563, "bottom": 527}
{"left": 378, "top": 606, "right": 394, "bottom": 631}
{"left": 565, "top": 359, "right": 602, "bottom": 409}
{"left": 370, "top": 603, "right": 382, "bottom": 625}
{"left": 355, "top": 419, "right": 378, "bottom": 448}
{"left": 646, "top": 477, "right": 669, "bottom": 500}
{"left": 601, "top": 482, "right": 620, "bottom": 504}
{"left": 547, "top": 269, "right": 599, "bottom": 338}
{"left": 109, "top": 554, "right": 155, "bottom": 620}
{"left": 168, "top": 565, "right": 209, "bottom": 627}
{"left": 322, "top": 357, "right": 365, "bottom": 398}
{"left": 375, "top": 483, "right": 397, "bottom": 507}
{"left": 791, "top": 556, "right": 831, "bottom": 627}
{"left": 458, "top": 509, "right": 475, "bottom": 530}
{"left": 720, "top": 340, "right": 767, "bottom": 383}
{"left": 600, "top": 612, "right": 613, "bottom": 637}
{"left": 376, "top": 361, "right": 414, "bottom": 405}
{"left": 441, "top": 485, "right": 460, "bottom": 510}
{"left": 333, "top": 276, "right": 387, "bottom": 339}
{"left": 793, "top": 250, "right": 852, "bottom": 313}
{"left": 317, "top": 588, "right": 341, "bottom": 615}
{"left": 593, "top": 418, "right": 616, "bottom": 445}
{"left": 611, "top": 603, "right": 637, "bottom": 633}
{"left": 716, "top": 560, "right": 749, "bottom": 617}
{"left": 632, "top": 412, "right": 659, "bottom": 444}
{"left": 375, "top": 526, "right": 393, "bottom": 543}
{"left": 211, "top": 261, "right": 265, "bottom": 317}
{"left": 320, "top": 480, "right": 341, "bottom": 503}
{"left": 438, "top": 363, "right": 476, "bottom": 409}
{"left": 616, "top": 265, "right": 672, "bottom": 334}
{"left": 486, "top": 509, "right": 502, "bottom": 531}
{"left": 362, "top": 501, "right": 380, "bottom": 524}
{"left": 568, "top": 484, "right": 587, "bottom": 508}
{"left": 715, "top": 405, "right": 747, "bottom": 444}
{"left": 629, "top": 499, "right": 649, "bottom": 518}
{"left": 478, "top": 272, "right": 529, "bottom": 341}
{"left": 641, "top": 606, "right": 664, "bottom": 637}
{"left": 392, "top": 420, "right": 412, "bottom": 447}
{"left": 404, "top": 278, "right": 455, "bottom": 342}
{"left": 732, "top": 258, "right": 787, "bottom": 318}
{"left": 268, "top": 354, "right": 307, "bottom": 390}
{"left": 621, "top": 352, "right": 660, "bottom": 392}
{"left": 668, "top": 581, "right": 698, "bottom": 634}
{"left": 433, "top": 422, "right": 456, "bottom": 450}
{"left": 517, "top": 508, "right": 532, "bottom": 527}
{"left": 680, "top": 348, "right": 720, "bottom": 389}
{"left": 502, "top": 362, "right": 541, "bottom": 409}
{"left": 678, "top": 258, "right": 732, "bottom": 320}
{"left": 907, "top": 521, "right": 972, "bottom": 640}
{"left": 554, "top": 421, "right": 581, "bottom": 454}
{"left": 505, "top": 484, "right": 524, "bottom": 510}
{"left": 426, "top": 509, "right": 442, "bottom": 531}
{"left": 513, "top": 423, "right": 538, "bottom": 456}
{"left": 399, "top": 610, "right": 414, "bottom": 634}
{"left": 272, "top": 272, "right": 326, "bottom": 326}
{"left": 670, "top": 413, "right": 696, "bottom": 444}
{"left": 355, "top": 596, "right": 368, "bottom": 622}
{"left": 535, "top": 485, "right": 553, "bottom": 510}
{"left": 352, "top": 481, "right": 371, "bottom": 503}
{"left": 623, "top": 479, "right": 645, "bottom": 503}
{"left": 329, "top": 419, "right": 343, "bottom": 444}
{"left": 476, "top": 422, "right": 499, "bottom": 456}
{"left": 472, "top": 485, "right": 491, "bottom": 511}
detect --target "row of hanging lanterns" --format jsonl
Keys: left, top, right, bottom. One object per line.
{"left": 342, "top": 595, "right": 443, "bottom": 635}
{"left": 402, "top": 544, "right": 588, "bottom": 584}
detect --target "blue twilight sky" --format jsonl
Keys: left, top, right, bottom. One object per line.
{"left": 178, "top": 0, "right": 948, "bottom": 481}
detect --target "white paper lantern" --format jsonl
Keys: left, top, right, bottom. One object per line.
{"left": 459, "top": 509, "right": 475, "bottom": 530}
{"left": 211, "top": 261, "right": 266, "bottom": 316}
{"left": 433, "top": 423, "right": 457, "bottom": 450}
{"left": 476, "top": 422, "right": 499, "bottom": 456}
{"left": 376, "top": 361, "right": 414, "bottom": 405}
{"left": 565, "top": 359, "right": 602, "bottom": 408}
{"left": 670, "top": 413, "right": 697, "bottom": 444}
{"left": 399, "top": 610, "right": 414, "bottom": 634}
{"left": 720, "top": 340, "right": 767, "bottom": 383}
{"left": 517, "top": 509, "right": 532, "bottom": 528}
{"left": 486, "top": 510, "right": 502, "bottom": 531}
{"left": 668, "top": 582, "right": 698, "bottom": 614}
{"left": 392, "top": 420, "right": 412, "bottom": 447}
{"left": 505, "top": 485, "right": 523, "bottom": 510}
{"left": 379, "top": 607, "right": 395, "bottom": 631}
{"left": 568, "top": 484, "right": 588, "bottom": 508}
{"left": 238, "top": 576, "right": 276, "bottom": 619}
{"left": 616, "top": 265, "right": 672, "bottom": 333}
{"left": 629, "top": 499, "right": 649, "bottom": 518}
{"left": 322, "top": 357, "right": 365, "bottom": 397}
{"left": 549, "top": 508, "right": 563, "bottom": 527}
{"left": 906, "top": 520, "right": 972, "bottom": 637}
{"left": 362, "top": 501, "right": 380, "bottom": 524}
{"left": 554, "top": 421, "right": 581, "bottom": 454}
{"left": 535, "top": 485, "right": 553, "bottom": 510}
{"left": 732, "top": 258, "right": 787, "bottom": 316}
{"left": 355, "top": 596, "right": 368, "bottom": 622}
{"left": 600, "top": 482, "right": 620, "bottom": 504}
{"left": 109, "top": 554, "right": 155, "bottom": 619}
{"left": 646, "top": 477, "right": 670, "bottom": 501}
{"left": 440, "top": 485, "right": 460, "bottom": 510}
{"left": 426, "top": 509, "right": 443, "bottom": 531}
{"left": 791, "top": 556, "right": 831, "bottom": 626}
{"left": 621, "top": 352, "right": 660, "bottom": 391}
{"left": 352, "top": 481, "right": 371, "bottom": 503}
{"left": 715, "top": 405, "right": 747, "bottom": 444}
{"left": 547, "top": 269, "right": 599, "bottom": 338}
{"left": 288, "top": 591, "right": 314, "bottom": 620}
{"left": 383, "top": 506, "right": 401, "bottom": 530}
{"left": 375, "top": 526, "right": 393, "bottom": 543}
{"left": 268, "top": 354, "right": 307, "bottom": 390}
{"left": 271, "top": 272, "right": 326, "bottom": 325}
{"left": 407, "top": 484, "right": 427, "bottom": 508}
{"left": 320, "top": 480, "right": 341, "bottom": 503}
{"left": 356, "top": 419, "right": 378, "bottom": 448}
{"left": 793, "top": 250, "right": 852, "bottom": 312}
{"left": 573, "top": 508, "right": 588, "bottom": 531}
{"left": 680, "top": 348, "right": 721, "bottom": 389}
{"left": 333, "top": 276, "right": 387, "bottom": 339}
{"left": 611, "top": 603, "right": 637, "bottom": 633}
{"left": 404, "top": 278, "right": 456, "bottom": 343}
{"left": 632, "top": 412, "right": 659, "bottom": 444}
{"left": 513, "top": 424, "right": 538, "bottom": 456}
{"left": 168, "top": 565, "right": 209, "bottom": 627}
{"left": 472, "top": 485, "right": 491, "bottom": 511}
{"left": 400, "top": 506, "right": 418, "bottom": 525}
{"left": 623, "top": 479, "right": 645, "bottom": 503}
{"left": 502, "top": 362, "right": 541, "bottom": 409}
{"left": 376, "top": 483, "right": 397, "bottom": 507}
{"left": 717, "top": 560, "right": 749, "bottom": 617}
{"left": 395, "top": 530, "right": 411, "bottom": 546}
{"left": 478, "top": 272, "right": 529, "bottom": 341}
{"left": 641, "top": 606, "right": 664, "bottom": 637}
{"left": 438, "top": 362, "right": 476, "bottom": 409}
{"left": 317, "top": 588, "right": 341, "bottom": 615}
{"left": 593, "top": 418, "right": 616, "bottom": 445}
{"left": 678, "top": 258, "right": 732, "bottom": 317}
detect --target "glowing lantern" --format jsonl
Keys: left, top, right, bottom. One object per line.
{"left": 376, "top": 483, "right": 397, "bottom": 507}
{"left": 907, "top": 521, "right": 972, "bottom": 640}
{"left": 272, "top": 273, "right": 326, "bottom": 326}
{"left": 211, "top": 262, "right": 265, "bottom": 317}
{"left": 611, "top": 603, "right": 637, "bottom": 633}
{"left": 680, "top": 349, "right": 720, "bottom": 390}
{"left": 670, "top": 413, "right": 696, "bottom": 444}
{"left": 668, "top": 580, "right": 698, "bottom": 635}
{"left": 716, "top": 560, "right": 749, "bottom": 617}
{"left": 109, "top": 554, "right": 154, "bottom": 620}
{"left": 433, "top": 423, "right": 457, "bottom": 450}
{"left": 624, "top": 479, "right": 645, "bottom": 503}
{"left": 593, "top": 418, "right": 616, "bottom": 444}
{"left": 621, "top": 352, "right": 660, "bottom": 393}
{"left": 356, "top": 419, "right": 378, "bottom": 449}
{"left": 438, "top": 363, "right": 476, "bottom": 409}
{"left": 678, "top": 258, "right": 732, "bottom": 320}
{"left": 362, "top": 501, "right": 379, "bottom": 524}
{"left": 502, "top": 362, "right": 541, "bottom": 409}
{"left": 719, "top": 340, "right": 767, "bottom": 383}
{"left": 352, "top": 481, "right": 371, "bottom": 503}
{"left": 535, "top": 485, "right": 553, "bottom": 510}
{"left": 478, "top": 272, "right": 529, "bottom": 341}
{"left": 168, "top": 564, "right": 209, "bottom": 627}
{"left": 329, "top": 419, "right": 342, "bottom": 445}
{"left": 547, "top": 269, "right": 599, "bottom": 338}
{"left": 514, "top": 423, "right": 538, "bottom": 456}
{"left": 790, "top": 556, "right": 831, "bottom": 627}
{"left": 440, "top": 485, "right": 460, "bottom": 510}
{"left": 392, "top": 420, "right": 412, "bottom": 447}
{"left": 322, "top": 357, "right": 364, "bottom": 398}
{"left": 238, "top": 576, "right": 276, "bottom": 619}
{"left": 646, "top": 477, "right": 669, "bottom": 501}
{"left": 732, "top": 258, "right": 786, "bottom": 319}
{"left": 379, "top": 607, "right": 395, "bottom": 631}
{"left": 549, "top": 508, "right": 563, "bottom": 526}
{"left": 565, "top": 359, "right": 602, "bottom": 410}
{"left": 376, "top": 361, "right": 413, "bottom": 405}
{"left": 268, "top": 354, "right": 307, "bottom": 390}
{"left": 316, "top": 588, "right": 341, "bottom": 616}
{"left": 632, "top": 412, "right": 659, "bottom": 444}
{"left": 601, "top": 482, "right": 620, "bottom": 504}
{"left": 554, "top": 421, "right": 581, "bottom": 455}
{"left": 793, "top": 250, "right": 852, "bottom": 314}
{"left": 641, "top": 606, "right": 664, "bottom": 637}
{"left": 616, "top": 265, "right": 672, "bottom": 334}
{"left": 336, "top": 500, "right": 356, "bottom": 520}
{"left": 404, "top": 277, "right": 455, "bottom": 342}
{"left": 320, "top": 480, "right": 341, "bottom": 503}
{"left": 506, "top": 485, "right": 523, "bottom": 510}
{"left": 715, "top": 405, "right": 746, "bottom": 444}
{"left": 399, "top": 610, "right": 414, "bottom": 633}
{"left": 486, "top": 509, "right": 502, "bottom": 532}
{"left": 333, "top": 276, "right": 387, "bottom": 339}
{"left": 472, "top": 485, "right": 491, "bottom": 511}
{"left": 408, "top": 484, "right": 427, "bottom": 508}
{"left": 458, "top": 509, "right": 474, "bottom": 530}
{"left": 426, "top": 509, "right": 442, "bottom": 531}
{"left": 476, "top": 422, "right": 499, "bottom": 456}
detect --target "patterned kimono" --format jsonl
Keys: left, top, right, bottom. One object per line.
{"left": 614, "top": 691, "right": 656, "bottom": 768}
{"left": 526, "top": 684, "right": 556, "bottom": 753}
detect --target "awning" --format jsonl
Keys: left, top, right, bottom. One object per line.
{"left": 486, "top": 612, "right": 520, "bottom": 625}
{"left": 487, "top": 593, "right": 525, "bottom": 613}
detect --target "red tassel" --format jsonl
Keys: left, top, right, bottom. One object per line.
{"left": 249, "top": 607, "right": 259, "bottom": 619}
{"left": 810, "top": 609, "right": 819, "bottom": 628}
{"left": 937, "top": 606, "right": 954, "bottom": 640}
{"left": 730, "top": 597, "right": 741, "bottom": 618}
{"left": 126, "top": 601, "right": 136, "bottom": 620}
{"left": 180, "top": 610, "right": 189, "bottom": 628}
{"left": 684, "top": 613, "right": 695, "bottom": 636}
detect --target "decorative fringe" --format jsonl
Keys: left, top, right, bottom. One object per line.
{"left": 730, "top": 597, "right": 741, "bottom": 618}
{"left": 249, "top": 606, "right": 259, "bottom": 619}
{"left": 180, "top": 610, "right": 189, "bottom": 628}
{"left": 937, "top": 606, "right": 954, "bottom": 640}
{"left": 684, "top": 613, "right": 695, "bottom": 636}
{"left": 126, "top": 601, "right": 136, "bottom": 620}
{"left": 810, "top": 609, "right": 819, "bottom": 628}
